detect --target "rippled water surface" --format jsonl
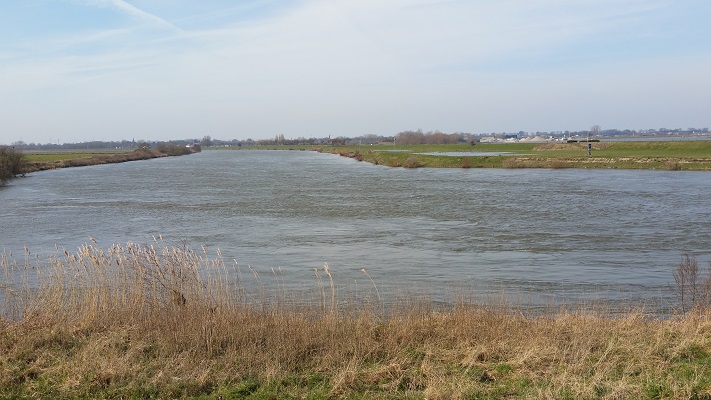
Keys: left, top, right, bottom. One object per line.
{"left": 2, "top": 150, "right": 710, "bottom": 309}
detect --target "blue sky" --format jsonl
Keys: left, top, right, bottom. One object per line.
{"left": 1, "top": 0, "right": 710, "bottom": 144}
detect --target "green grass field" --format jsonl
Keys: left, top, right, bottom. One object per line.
{"left": 25, "top": 141, "right": 711, "bottom": 170}
{"left": 217, "top": 140, "right": 711, "bottom": 169}
{"left": 25, "top": 153, "right": 99, "bottom": 162}
{"left": 19, "top": 149, "right": 178, "bottom": 172}
{"left": 309, "top": 141, "right": 711, "bottom": 170}
{"left": 23, "top": 149, "right": 132, "bottom": 163}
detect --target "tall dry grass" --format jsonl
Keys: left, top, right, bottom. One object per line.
{"left": 1, "top": 241, "right": 710, "bottom": 399}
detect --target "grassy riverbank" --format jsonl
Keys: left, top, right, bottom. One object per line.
{"left": 231, "top": 141, "right": 711, "bottom": 170}
{"left": 22, "top": 146, "right": 199, "bottom": 173}
{"left": 2, "top": 243, "right": 710, "bottom": 399}
{"left": 326, "top": 141, "right": 711, "bottom": 170}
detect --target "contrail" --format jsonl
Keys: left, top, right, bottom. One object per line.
{"left": 84, "top": 0, "right": 183, "bottom": 32}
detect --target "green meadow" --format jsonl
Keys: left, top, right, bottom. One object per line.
{"left": 312, "top": 141, "right": 711, "bottom": 170}
{"left": 223, "top": 140, "right": 711, "bottom": 170}
{"left": 20, "top": 146, "right": 196, "bottom": 172}
{"left": 31, "top": 140, "right": 711, "bottom": 171}
{"left": 24, "top": 152, "right": 113, "bottom": 163}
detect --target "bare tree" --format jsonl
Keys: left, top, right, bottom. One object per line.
{"left": 589, "top": 125, "right": 601, "bottom": 141}
{"left": 673, "top": 254, "right": 711, "bottom": 313}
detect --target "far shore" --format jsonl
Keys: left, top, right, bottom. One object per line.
{"left": 216, "top": 140, "right": 711, "bottom": 170}
{"left": 19, "top": 140, "right": 711, "bottom": 172}
{"left": 22, "top": 147, "right": 200, "bottom": 174}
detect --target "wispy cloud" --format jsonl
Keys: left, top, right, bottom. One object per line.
{"left": 0, "top": 0, "right": 709, "bottom": 144}
{"left": 80, "top": 0, "right": 183, "bottom": 32}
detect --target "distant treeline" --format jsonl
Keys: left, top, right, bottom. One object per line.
{"left": 394, "top": 130, "right": 476, "bottom": 145}
{"left": 10, "top": 139, "right": 145, "bottom": 150}
{"left": 9, "top": 139, "right": 205, "bottom": 152}
{"left": 6, "top": 126, "right": 710, "bottom": 151}
{"left": 5, "top": 131, "right": 473, "bottom": 149}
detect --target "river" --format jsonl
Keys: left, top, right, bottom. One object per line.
{"left": 2, "top": 150, "right": 710, "bottom": 311}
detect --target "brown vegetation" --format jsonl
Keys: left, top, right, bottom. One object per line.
{"left": 1, "top": 243, "right": 710, "bottom": 398}
{"left": 395, "top": 130, "right": 472, "bottom": 145}
{"left": 333, "top": 148, "right": 365, "bottom": 162}
{"left": 402, "top": 156, "right": 422, "bottom": 168}
{"left": 674, "top": 254, "right": 711, "bottom": 313}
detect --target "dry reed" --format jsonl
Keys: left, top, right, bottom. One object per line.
{"left": 1, "top": 241, "right": 710, "bottom": 399}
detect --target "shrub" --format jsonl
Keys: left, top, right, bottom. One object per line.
{"left": 402, "top": 156, "right": 421, "bottom": 168}
{"left": 0, "top": 164, "right": 9, "bottom": 185}
{"left": 0, "top": 146, "right": 27, "bottom": 186}
{"left": 550, "top": 160, "right": 567, "bottom": 169}
{"left": 665, "top": 161, "right": 682, "bottom": 171}
{"left": 673, "top": 254, "right": 711, "bottom": 313}
{"left": 156, "top": 143, "right": 192, "bottom": 156}
{"left": 502, "top": 158, "right": 525, "bottom": 169}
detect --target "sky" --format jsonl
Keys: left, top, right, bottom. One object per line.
{"left": 1, "top": 0, "right": 710, "bottom": 145}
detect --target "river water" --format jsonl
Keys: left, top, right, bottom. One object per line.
{"left": 2, "top": 150, "right": 710, "bottom": 311}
